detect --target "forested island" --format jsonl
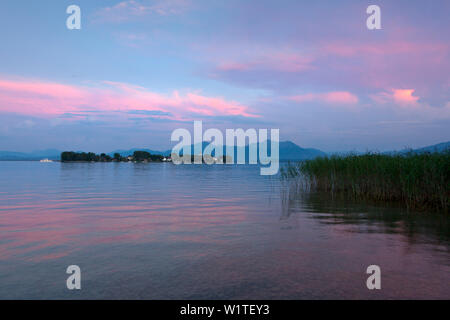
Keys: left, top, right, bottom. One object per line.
{"left": 61, "top": 151, "right": 230, "bottom": 164}
{"left": 61, "top": 151, "right": 170, "bottom": 163}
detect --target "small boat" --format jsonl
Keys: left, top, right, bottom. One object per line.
{"left": 40, "top": 159, "right": 53, "bottom": 163}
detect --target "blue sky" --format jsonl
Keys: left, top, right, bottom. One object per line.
{"left": 0, "top": 0, "right": 449, "bottom": 152}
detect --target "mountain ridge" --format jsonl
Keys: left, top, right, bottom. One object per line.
{"left": 109, "top": 141, "right": 326, "bottom": 161}
{"left": 0, "top": 140, "right": 325, "bottom": 161}
{"left": 1, "top": 140, "right": 448, "bottom": 161}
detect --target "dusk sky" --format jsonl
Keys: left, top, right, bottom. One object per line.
{"left": 0, "top": 0, "right": 449, "bottom": 152}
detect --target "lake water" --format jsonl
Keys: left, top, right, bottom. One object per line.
{"left": 0, "top": 161, "right": 449, "bottom": 299}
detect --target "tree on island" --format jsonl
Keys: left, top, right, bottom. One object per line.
{"left": 61, "top": 150, "right": 166, "bottom": 162}
{"left": 61, "top": 151, "right": 98, "bottom": 162}
{"left": 133, "top": 151, "right": 152, "bottom": 161}
{"left": 133, "top": 151, "right": 164, "bottom": 162}
{"left": 100, "top": 153, "right": 112, "bottom": 162}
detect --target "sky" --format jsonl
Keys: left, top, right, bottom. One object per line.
{"left": 0, "top": 0, "right": 449, "bottom": 153}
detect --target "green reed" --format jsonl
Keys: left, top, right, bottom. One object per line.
{"left": 281, "top": 152, "right": 449, "bottom": 213}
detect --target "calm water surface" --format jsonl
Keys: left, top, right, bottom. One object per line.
{"left": 0, "top": 161, "right": 449, "bottom": 299}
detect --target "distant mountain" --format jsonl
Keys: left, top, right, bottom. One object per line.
{"left": 385, "top": 141, "right": 450, "bottom": 155}
{"left": 3, "top": 141, "right": 447, "bottom": 161}
{"left": 278, "top": 141, "right": 326, "bottom": 160}
{"left": 0, "top": 149, "right": 61, "bottom": 161}
{"left": 108, "top": 148, "right": 171, "bottom": 157}
{"left": 412, "top": 141, "right": 450, "bottom": 153}
{"left": 0, "top": 141, "right": 326, "bottom": 161}
{"left": 170, "top": 140, "right": 326, "bottom": 161}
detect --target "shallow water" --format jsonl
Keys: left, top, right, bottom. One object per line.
{"left": 0, "top": 161, "right": 448, "bottom": 299}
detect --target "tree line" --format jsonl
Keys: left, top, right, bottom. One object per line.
{"left": 61, "top": 151, "right": 166, "bottom": 162}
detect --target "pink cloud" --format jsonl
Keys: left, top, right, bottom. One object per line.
{"left": 257, "top": 52, "right": 313, "bottom": 73}
{"left": 321, "top": 39, "right": 449, "bottom": 90}
{"left": 371, "top": 89, "right": 420, "bottom": 107}
{"left": 0, "top": 80, "right": 85, "bottom": 99}
{"left": 215, "top": 50, "right": 314, "bottom": 73}
{"left": 393, "top": 89, "right": 420, "bottom": 105}
{"left": 186, "top": 93, "right": 257, "bottom": 118}
{"left": 217, "top": 62, "right": 250, "bottom": 72}
{"left": 323, "top": 41, "right": 447, "bottom": 57}
{"left": 208, "top": 35, "right": 448, "bottom": 93}
{"left": 288, "top": 91, "right": 359, "bottom": 106}
{"left": 0, "top": 78, "right": 258, "bottom": 120}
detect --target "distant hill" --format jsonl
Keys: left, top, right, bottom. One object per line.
{"left": 0, "top": 141, "right": 326, "bottom": 161}
{"left": 168, "top": 140, "right": 326, "bottom": 161}
{"left": 412, "top": 141, "right": 450, "bottom": 153}
{"left": 278, "top": 141, "right": 326, "bottom": 160}
{"left": 385, "top": 141, "right": 450, "bottom": 155}
{"left": 0, "top": 149, "right": 61, "bottom": 161}
{"left": 109, "top": 141, "right": 326, "bottom": 161}
{"left": 1, "top": 141, "right": 447, "bottom": 161}
{"left": 108, "top": 148, "right": 170, "bottom": 157}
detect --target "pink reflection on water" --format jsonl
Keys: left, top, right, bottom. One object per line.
{"left": 0, "top": 194, "right": 249, "bottom": 262}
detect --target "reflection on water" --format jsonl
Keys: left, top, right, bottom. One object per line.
{"left": 281, "top": 181, "right": 450, "bottom": 248}
{"left": 0, "top": 162, "right": 449, "bottom": 299}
